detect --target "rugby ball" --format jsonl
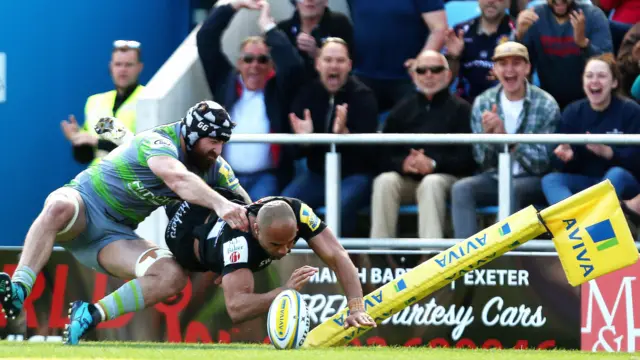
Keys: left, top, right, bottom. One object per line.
{"left": 266, "top": 289, "right": 310, "bottom": 350}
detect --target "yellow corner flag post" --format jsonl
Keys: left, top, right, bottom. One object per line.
{"left": 538, "top": 179, "right": 638, "bottom": 286}
{"left": 304, "top": 180, "right": 639, "bottom": 348}
{"left": 303, "top": 206, "right": 547, "bottom": 348}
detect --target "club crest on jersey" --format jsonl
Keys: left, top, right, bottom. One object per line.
{"left": 300, "top": 204, "right": 320, "bottom": 231}
{"left": 223, "top": 236, "right": 248, "bottom": 266}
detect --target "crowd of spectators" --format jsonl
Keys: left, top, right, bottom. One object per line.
{"left": 71, "top": 0, "right": 640, "bottom": 240}
{"left": 192, "top": 0, "right": 640, "bottom": 239}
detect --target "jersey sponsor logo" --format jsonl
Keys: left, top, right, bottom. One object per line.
{"left": 259, "top": 258, "right": 272, "bottom": 268}
{"left": 300, "top": 204, "right": 320, "bottom": 232}
{"left": 223, "top": 236, "right": 248, "bottom": 266}
{"left": 149, "top": 136, "right": 175, "bottom": 150}
{"left": 129, "top": 181, "right": 174, "bottom": 206}
{"left": 167, "top": 202, "right": 190, "bottom": 239}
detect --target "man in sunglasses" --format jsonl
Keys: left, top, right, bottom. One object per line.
{"left": 451, "top": 42, "right": 560, "bottom": 239}
{"left": 197, "top": 0, "right": 305, "bottom": 202}
{"left": 516, "top": 0, "right": 612, "bottom": 109}
{"left": 286, "top": 38, "right": 378, "bottom": 237}
{"left": 60, "top": 40, "right": 144, "bottom": 166}
{"left": 371, "top": 50, "right": 475, "bottom": 244}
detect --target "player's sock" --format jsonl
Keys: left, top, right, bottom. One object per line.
{"left": 96, "top": 279, "right": 145, "bottom": 320}
{"left": 94, "top": 302, "right": 107, "bottom": 322}
{"left": 12, "top": 266, "right": 36, "bottom": 296}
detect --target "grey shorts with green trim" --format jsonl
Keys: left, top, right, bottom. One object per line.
{"left": 57, "top": 185, "right": 140, "bottom": 275}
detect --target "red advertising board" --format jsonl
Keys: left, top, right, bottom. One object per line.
{"left": 581, "top": 261, "right": 640, "bottom": 352}
{"left": 0, "top": 250, "right": 579, "bottom": 348}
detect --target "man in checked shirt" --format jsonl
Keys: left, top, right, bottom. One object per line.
{"left": 450, "top": 42, "right": 560, "bottom": 239}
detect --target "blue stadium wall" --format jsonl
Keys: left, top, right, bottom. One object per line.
{"left": 0, "top": 1, "right": 191, "bottom": 245}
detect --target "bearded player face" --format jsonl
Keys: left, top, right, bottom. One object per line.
{"left": 191, "top": 138, "right": 224, "bottom": 172}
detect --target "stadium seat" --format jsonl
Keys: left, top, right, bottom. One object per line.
{"left": 293, "top": 158, "right": 308, "bottom": 177}
{"left": 315, "top": 204, "right": 499, "bottom": 216}
{"left": 314, "top": 203, "right": 499, "bottom": 238}
{"left": 532, "top": 71, "right": 541, "bottom": 87}
{"left": 445, "top": 1, "right": 481, "bottom": 27}
{"left": 526, "top": 0, "right": 546, "bottom": 8}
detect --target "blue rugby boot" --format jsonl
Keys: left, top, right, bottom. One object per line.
{"left": 0, "top": 272, "right": 26, "bottom": 320}
{"left": 63, "top": 301, "right": 102, "bottom": 345}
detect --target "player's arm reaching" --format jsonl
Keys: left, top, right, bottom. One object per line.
{"left": 221, "top": 266, "right": 318, "bottom": 324}
{"left": 291, "top": 199, "right": 375, "bottom": 329}
{"left": 307, "top": 227, "right": 376, "bottom": 329}
{"left": 148, "top": 155, "right": 248, "bottom": 231}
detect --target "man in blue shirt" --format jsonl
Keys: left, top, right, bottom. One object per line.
{"left": 445, "top": 0, "right": 516, "bottom": 104}
{"left": 516, "top": 0, "right": 612, "bottom": 109}
{"left": 347, "top": 0, "right": 448, "bottom": 112}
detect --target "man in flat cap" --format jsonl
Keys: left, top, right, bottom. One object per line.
{"left": 450, "top": 41, "right": 561, "bottom": 239}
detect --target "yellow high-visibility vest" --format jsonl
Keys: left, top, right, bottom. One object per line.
{"left": 82, "top": 84, "right": 144, "bottom": 164}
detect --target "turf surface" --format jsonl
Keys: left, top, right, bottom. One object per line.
{"left": 0, "top": 342, "right": 636, "bottom": 359}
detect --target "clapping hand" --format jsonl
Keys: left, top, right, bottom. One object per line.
{"left": 332, "top": 104, "right": 349, "bottom": 134}
{"left": 554, "top": 144, "right": 574, "bottom": 163}
{"left": 289, "top": 109, "right": 314, "bottom": 134}
{"left": 481, "top": 104, "right": 505, "bottom": 134}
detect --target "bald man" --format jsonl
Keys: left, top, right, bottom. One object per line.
{"left": 163, "top": 189, "right": 376, "bottom": 329}
{"left": 371, "top": 49, "right": 475, "bottom": 241}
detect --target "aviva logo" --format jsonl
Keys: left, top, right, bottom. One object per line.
{"left": 498, "top": 223, "right": 511, "bottom": 236}
{"left": 394, "top": 279, "right": 406, "bottom": 292}
{"left": 585, "top": 219, "right": 619, "bottom": 251}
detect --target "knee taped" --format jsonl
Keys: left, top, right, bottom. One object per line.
{"left": 135, "top": 248, "right": 174, "bottom": 277}
{"left": 50, "top": 194, "right": 80, "bottom": 236}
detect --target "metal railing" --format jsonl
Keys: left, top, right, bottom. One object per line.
{"left": 6, "top": 240, "right": 640, "bottom": 255}
{"left": 5, "top": 133, "right": 633, "bottom": 255}
{"left": 229, "top": 133, "right": 639, "bottom": 252}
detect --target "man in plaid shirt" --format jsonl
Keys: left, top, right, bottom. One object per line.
{"left": 450, "top": 42, "right": 560, "bottom": 239}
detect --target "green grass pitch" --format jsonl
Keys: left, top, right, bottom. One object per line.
{"left": 0, "top": 342, "right": 635, "bottom": 359}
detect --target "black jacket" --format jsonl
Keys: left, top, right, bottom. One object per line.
{"left": 381, "top": 89, "right": 476, "bottom": 179}
{"left": 196, "top": 4, "right": 305, "bottom": 186}
{"left": 277, "top": 7, "right": 354, "bottom": 81}
{"left": 290, "top": 76, "right": 378, "bottom": 176}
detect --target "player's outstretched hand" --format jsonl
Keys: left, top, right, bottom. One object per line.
{"left": 218, "top": 200, "right": 249, "bottom": 231}
{"left": 344, "top": 310, "right": 376, "bottom": 329}
{"left": 286, "top": 266, "right": 318, "bottom": 291}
